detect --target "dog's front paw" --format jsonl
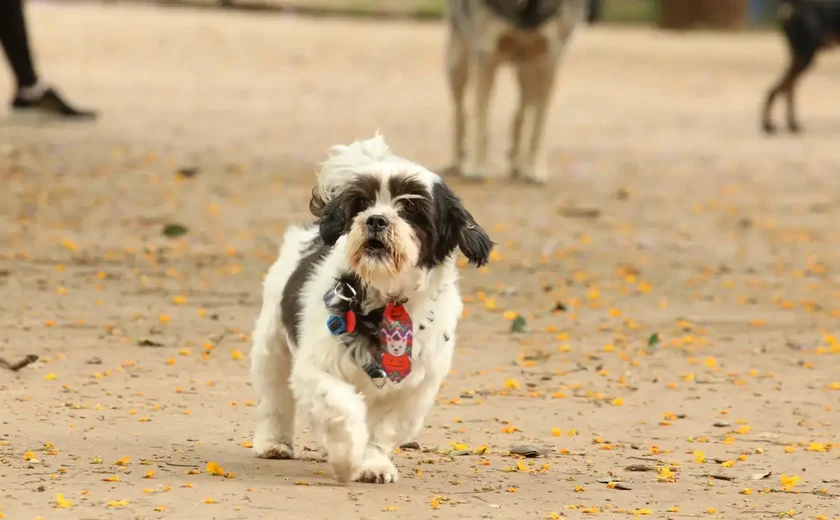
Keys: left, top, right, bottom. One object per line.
{"left": 356, "top": 457, "right": 399, "bottom": 484}
{"left": 253, "top": 439, "right": 295, "bottom": 460}
{"left": 327, "top": 444, "right": 365, "bottom": 484}
{"left": 762, "top": 120, "right": 777, "bottom": 135}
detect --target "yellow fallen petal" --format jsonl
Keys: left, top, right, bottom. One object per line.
{"left": 780, "top": 474, "right": 801, "bottom": 490}
{"left": 206, "top": 461, "right": 225, "bottom": 476}
{"left": 54, "top": 492, "right": 72, "bottom": 509}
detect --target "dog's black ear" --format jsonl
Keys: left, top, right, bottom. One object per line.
{"left": 308, "top": 188, "right": 326, "bottom": 218}
{"left": 432, "top": 182, "right": 493, "bottom": 267}
{"left": 316, "top": 193, "right": 347, "bottom": 246}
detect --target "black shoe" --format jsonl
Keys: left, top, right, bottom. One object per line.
{"left": 12, "top": 87, "right": 97, "bottom": 120}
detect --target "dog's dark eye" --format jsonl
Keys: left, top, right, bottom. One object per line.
{"left": 348, "top": 197, "right": 372, "bottom": 216}
{"left": 402, "top": 201, "right": 417, "bottom": 214}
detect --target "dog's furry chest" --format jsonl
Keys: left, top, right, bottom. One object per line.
{"left": 449, "top": 0, "right": 566, "bottom": 62}
{"left": 339, "top": 292, "right": 459, "bottom": 397}
{"left": 496, "top": 30, "right": 551, "bottom": 61}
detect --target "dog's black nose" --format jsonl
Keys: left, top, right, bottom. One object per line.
{"left": 366, "top": 215, "right": 389, "bottom": 233}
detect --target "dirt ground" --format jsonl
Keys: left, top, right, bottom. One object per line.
{"left": 1, "top": 3, "right": 839, "bottom": 520}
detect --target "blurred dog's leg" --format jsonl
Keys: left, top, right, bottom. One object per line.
{"left": 519, "top": 59, "right": 556, "bottom": 184}
{"left": 446, "top": 28, "right": 469, "bottom": 175}
{"left": 763, "top": 68, "right": 783, "bottom": 134}
{"left": 764, "top": 49, "right": 816, "bottom": 134}
{"left": 464, "top": 54, "right": 498, "bottom": 180}
{"left": 509, "top": 65, "right": 531, "bottom": 178}
{"left": 785, "top": 51, "right": 816, "bottom": 133}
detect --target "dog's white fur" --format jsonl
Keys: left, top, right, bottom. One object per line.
{"left": 250, "top": 136, "right": 467, "bottom": 484}
{"left": 446, "top": 0, "right": 587, "bottom": 183}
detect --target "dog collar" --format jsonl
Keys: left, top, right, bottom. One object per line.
{"left": 324, "top": 281, "right": 413, "bottom": 387}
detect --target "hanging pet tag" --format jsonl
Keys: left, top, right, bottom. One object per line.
{"left": 379, "top": 302, "right": 413, "bottom": 383}
{"left": 345, "top": 309, "right": 356, "bottom": 333}
{"left": 324, "top": 282, "right": 357, "bottom": 335}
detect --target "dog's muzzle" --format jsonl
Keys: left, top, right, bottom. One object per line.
{"left": 364, "top": 215, "right": 389, "bottom": 255}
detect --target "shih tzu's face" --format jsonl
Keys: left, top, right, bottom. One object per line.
{"left": 309, "top": 170, "right": 492, "bottom": 285}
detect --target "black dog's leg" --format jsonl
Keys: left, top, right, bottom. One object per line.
{"left": 785, "top": 50, "right": 816, "bottom": 133}
{"left": 763, "top": 70, "right": 784, "bottom": 134}
{"left": 764, "top": 51, "right": 815, "bottom": 134}
{"left": 763, "top": 5, "right": 823, "bottom": 135}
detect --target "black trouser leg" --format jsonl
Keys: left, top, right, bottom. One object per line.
{"left": 588, "top": 0, "right": 602, "bottom": 24}
{"left": 0, "top": 0, "right": 39, "bottom": 89}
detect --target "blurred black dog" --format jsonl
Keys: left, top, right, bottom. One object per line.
{"left": 762, "top": 0, "right": 840, "bottom": 134}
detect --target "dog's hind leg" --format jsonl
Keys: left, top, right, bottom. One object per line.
{"left": 763, "top": 48, "right": 816, "bottom": 134}
{"left": 763, "top": 51, "right": 814, "bottom": 134}
{"left": 765, "top": 11, "right": 820, "bottom": 134}
{"left": 250, "top": 298, "right": 296, "bottom": 460}
{"left": 446, "top": 27, "right": 469, "bottom": 176}
{"left": 784, "top": 50, "right": 816, "bottom": 133}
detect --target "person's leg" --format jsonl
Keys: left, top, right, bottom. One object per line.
{"left": 0, "top": 0, "right": 39, "bottom": 89}
{"left": 0, "top": 0, "right": 97, "bottom": 119}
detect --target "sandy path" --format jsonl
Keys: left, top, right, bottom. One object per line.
{"left": 1, "top": 3, "right": 838, "bottom": 519}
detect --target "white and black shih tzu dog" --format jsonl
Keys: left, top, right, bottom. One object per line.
{"left": 250, "top": 135, "right": 492, "bottom": 484}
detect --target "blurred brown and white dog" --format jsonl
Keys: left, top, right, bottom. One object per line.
{"left": 250, "top": 135, "right": 492, "bottom": 484}
{"left": 446, "top": 0, "right": 587, "bottom": 183}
